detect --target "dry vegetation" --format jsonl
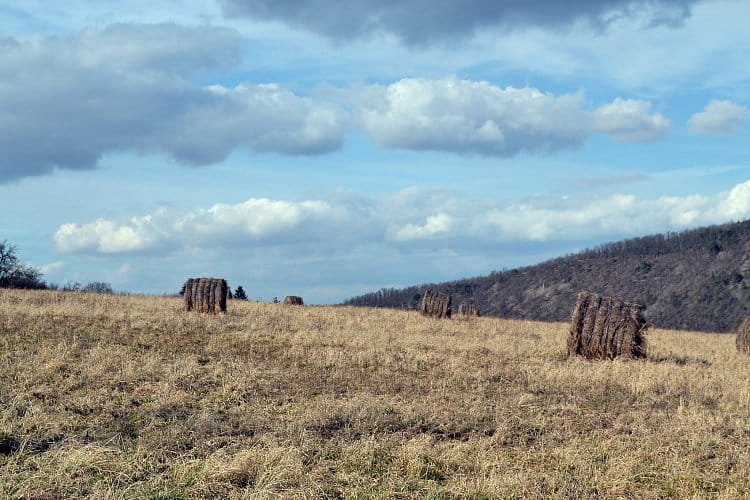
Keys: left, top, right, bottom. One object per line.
{"left": 2, "top": 289, "right": 750, "bottom": 498}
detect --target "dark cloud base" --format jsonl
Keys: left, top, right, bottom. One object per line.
{"left": 221, "top": 0, "right": 698, "bottom": 44}
{"left": 0, "top": 24, "right": 344, "bottom": 183}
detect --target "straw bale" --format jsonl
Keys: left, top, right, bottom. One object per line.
{"left": 457, "top": 303, "right": 478, "bottom": 317}
{"left": 568, "top": 291, "right": 647, "bottom": 360}
{"left": 182, "top": 277, "right": 229, "bottom": 313}
{"left": 419, "top": 290, "right": 452, "bottom": 319}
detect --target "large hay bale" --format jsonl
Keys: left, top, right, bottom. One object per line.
{"left": 419, "top": 290, "right": 452, "bottom": 319}
{"left": 183, "top": 277, "right": 229, "bottom": 313}
{"left": 284, "top": 295, "right": 304, "bottom": 305}
{"left": 457, "top": 303, "right": 478, "bottom": 318}
{"left": 568, "top": 291, "right": 648, "bottom": 360}
{"left": 737, "top": 318, "right": 750, "bottom": 354}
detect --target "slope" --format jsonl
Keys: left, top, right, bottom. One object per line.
{"left": 344, "top": 220, "right": 750, "bottom": 332}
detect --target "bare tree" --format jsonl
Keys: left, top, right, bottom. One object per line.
{"left": 0, "top": 240, "right": 45, "bottom": 289}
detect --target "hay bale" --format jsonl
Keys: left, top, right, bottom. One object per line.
{"left": 284, "top": 295, "right": 304, "bottom": 305}
{"left": 567, "top": 291, "right": 647, "bottom": 360}
{"left": 182, "top": 277, "right": 229, "bottom": 313}
{"left": 457, "top": 303, "right": 478, "bottom": 317}
{"left": 736, "top": 318, "right": 750, "bottom": 354}
{"left": 419, "top": 290, "right": 452, "bottom": 319}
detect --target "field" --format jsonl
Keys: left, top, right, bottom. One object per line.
{"left": 1, "top": 289, "right": 750, "bottom": 498}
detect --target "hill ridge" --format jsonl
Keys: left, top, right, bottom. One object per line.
{"left": 343, "top": 219, "right": 750, "bottom": 332}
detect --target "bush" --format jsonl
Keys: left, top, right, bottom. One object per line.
{"left": 82, "top": 282, "right": 114, "bottom": 294}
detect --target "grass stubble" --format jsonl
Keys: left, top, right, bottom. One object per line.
{"left": 1, "top": 289, "right": 750, "bottom": 498}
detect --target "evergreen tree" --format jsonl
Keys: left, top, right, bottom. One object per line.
{"left": 234, "top": 285, "right": 248, "bottom": 300}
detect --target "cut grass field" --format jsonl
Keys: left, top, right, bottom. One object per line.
{"left": 1, "top": 289, "right": 750, "bottom": 498}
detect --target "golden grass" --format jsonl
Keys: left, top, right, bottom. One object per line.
{"left": 1, "top": 289, "right": 750, "bottom": 498}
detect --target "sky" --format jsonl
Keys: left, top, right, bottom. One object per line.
{"left": 1, "top": 0, "right": 749, "bottom": 302}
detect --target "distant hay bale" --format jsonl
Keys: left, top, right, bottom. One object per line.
{"left": 457, "top": 303, "right": 478, "bottom": 318}
{"left": 736, "top": 318, "right": 750, "bottom": 354}
{"left": 183, "top": 277, "right": 228, "bottom": 313}
{"left": 419, "top": 290, "right": 452, "bottom": 319}
{"left": 284, "top": 295, "right": 304, "bottom": 305}
{"left": 567, "top": 291, "right": 648, "bottom": 360}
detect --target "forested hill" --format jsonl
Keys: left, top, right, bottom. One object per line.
{"left": 343, "top": 220, "right": 750, "bottom": 332}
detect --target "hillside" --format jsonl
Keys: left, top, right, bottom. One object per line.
{"left": 2, "top": 289, "right": 750, "bottom": 497}
{"left": 344, "top": 220, "right": 750, "bottom": 332}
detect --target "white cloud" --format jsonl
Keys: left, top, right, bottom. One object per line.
{"left": 688, "top": 100, "right": 748, "bottom": 135}
{"left": 592, "top": 98, "right": 671, "bottom": 142}
{"left": 174, "top": 198, "right": 348, "bottom": 242}
{"left": 391, "top": 214, "right": 455, "bottom": 242}
{"left": 55, "top": 180, "right": 750, "bottom": 256}
{"left": 475, "top": 183, "right": 750, "bottom": 240}
{"left": 54, "top": 198, "right": 356, "bottom": 254}
{"left": 359, "top": 78, "right": 671, "bottom": 155}
{"left": 714, "top": 180, "right": 750, "bottom": 219}
{"left": 54, "top": 216, "right": 163, "bottom": 253}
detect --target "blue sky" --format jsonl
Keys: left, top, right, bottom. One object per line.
{"left": 1, "top": 0, "right": 749, "bottom": 302}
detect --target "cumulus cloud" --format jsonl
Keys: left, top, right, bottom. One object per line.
{"left": 0, "top": 24, "right": 346, "bottom": 182}
{"left": 359, "top": 78, "right": 671, "bottom": 155}
{"left": 55, "top": 180, "right": 750, "bottom": 256}
{"left": 55, "top": 214, "right": 166, "bottom": 253}
{"left": 1, "top": 40, "right": 675, "bottom": 182}
{"left": 391, "top": 214, "right": 456, "bottom": 242}
{"left": 592, "top": 98, "right": 671, "bottom": 141}
{"left": 54, "top": 198, "right": 360, "bottom": 254}
{"left": 688, "top": 100, "right": 748, "bottom": 135}
{"left": 220, "top": 0, "right": 697, "bottom": 44}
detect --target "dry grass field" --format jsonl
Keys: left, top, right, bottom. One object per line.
{"left": 2, "top": 289, "right": 750, "bottom": 498}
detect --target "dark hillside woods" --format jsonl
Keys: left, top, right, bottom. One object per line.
{"left": 344, "top": 220, "right": 750, "bottom": 332}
